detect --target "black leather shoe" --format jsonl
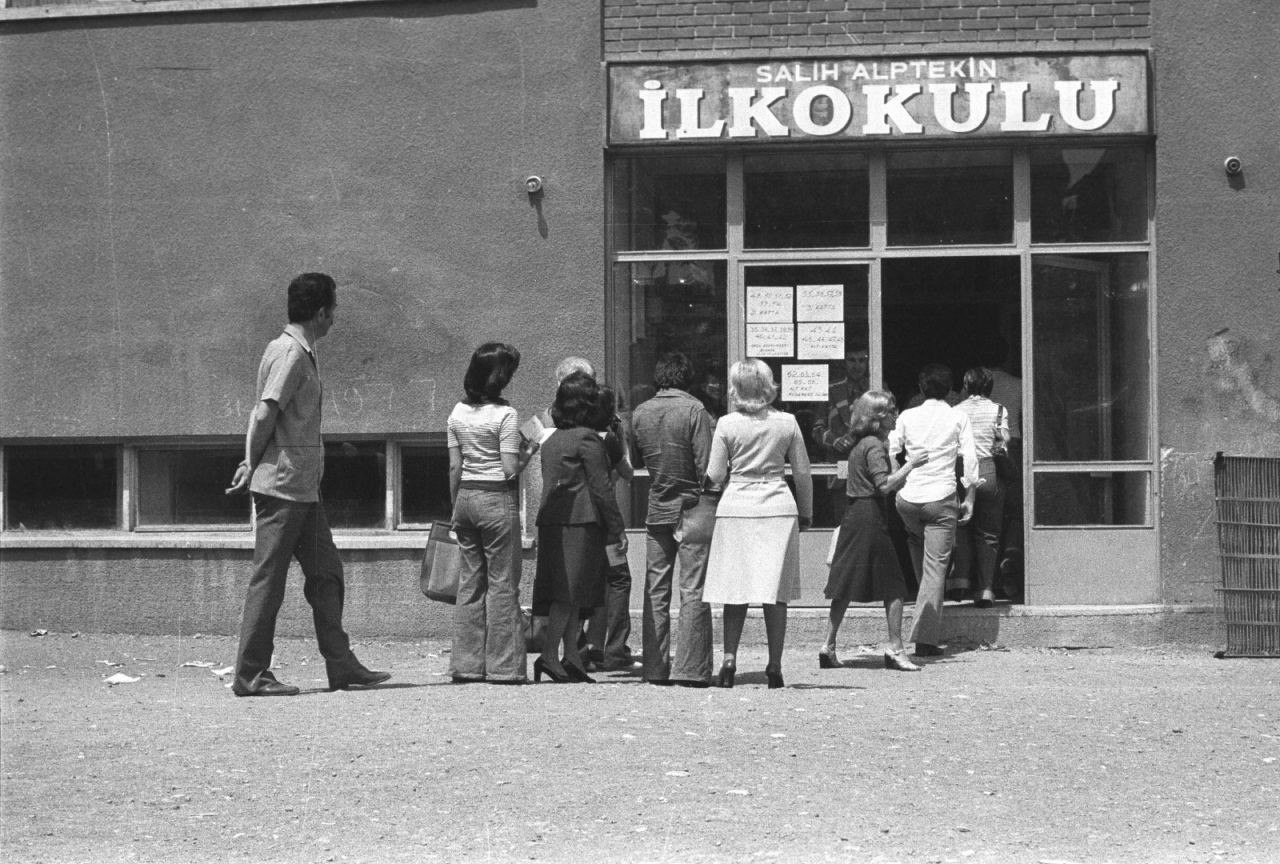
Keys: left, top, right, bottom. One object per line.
{"left": 913, "top": 643, "right": 945, "bottom": 657}
{"left": 232, "top": 678, "right": 300, "bottom": 697}
{"left": 329, "top": 667, "right": 392, "bottom": 691}
{"left": 673, "top": 679, "right": 711, "bottom": 689}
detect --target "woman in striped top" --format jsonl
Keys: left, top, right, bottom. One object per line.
{"left": 952, "top": 366, "right": 1010, "bottom": 608}
{"left": 447, "top": 342, "right": 539, "bottom": 683}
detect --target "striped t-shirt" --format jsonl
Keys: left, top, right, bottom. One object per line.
{"left": 446, "top": 401, "right": 521, "bottom": 482}
{"left": 955, "top": 396, "right": 1008, "bottom": 459}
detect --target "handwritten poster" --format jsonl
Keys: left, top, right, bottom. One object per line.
{"left": 796, "top": 284, "right": 844, "bottom": 322}
{"left": 746, "top": 286, "right": 793, "bottom": 323}
{"left": 797, "top": 322, "right": 845, "bottom": 360}
{"left": 746, "top": 323, "right": 794, "bottom": 357}
{"left": 782, "top": 364, "right": 829, "bottom": 402}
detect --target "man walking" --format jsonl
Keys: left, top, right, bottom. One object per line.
{"left": 630, "top": 352, "right": 716, "bottom": 687}
{"left": 225, "top": 273, "right": 390, "bottom": 696}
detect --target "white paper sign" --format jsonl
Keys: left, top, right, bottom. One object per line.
{"left": 746, "top": 286, "right": 793, "bottom": 323}
{"left": 796, "top": 284, "right": 844, "bottom": 322}
{"left": 797, "top": 322, "right": 845, "bottom": 360}
{"left": 746, "top": 323, "right": 793, "bottom": 357}
{"left": 781, "top": 364, "right": 829, "bottom": 401}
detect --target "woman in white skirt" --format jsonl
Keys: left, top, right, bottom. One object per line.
{"left": 703, "top": 359, "right": 813, "bottom": 689}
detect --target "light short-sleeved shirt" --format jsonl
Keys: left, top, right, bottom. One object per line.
{"left": 249, "top": 324, "right": 325, "bottom": 502}
{"left": 447, "top": 401, "right": 521, "bottom": 482}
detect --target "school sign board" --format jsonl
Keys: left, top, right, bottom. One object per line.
{"left": 608, "top": 54, "right": 1148, "bottom": 144}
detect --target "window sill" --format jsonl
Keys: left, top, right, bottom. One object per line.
{"left": 0, "top": 530, "right": 426, "bottom": 550}
{"left": 1, "top": 0, "right": 397, "bottom": 23}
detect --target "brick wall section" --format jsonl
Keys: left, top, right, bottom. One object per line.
{"left": 603, "top": 0, "right": 1151, "bottom": 60}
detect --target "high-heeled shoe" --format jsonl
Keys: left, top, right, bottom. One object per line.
{"left": 883, "top": 649, "right": 921, "bottom": 672}
{"left": 532, "top": 657, "right": 569, "bottom": 683}
{"left": 561, "top": 659, "right": 596, "bottom": 684}
{"left": 818, "top": 650, "right": 841, "bottom": 669}
{"left": 716, "top": 663, "right": 736, "bottom": 689}
{"left": 765, "top": 667, "right": 784, "bottom": 689}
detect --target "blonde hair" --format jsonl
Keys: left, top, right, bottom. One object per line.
{"left": 728, "top": 358, "right": 777, "bottom": 413}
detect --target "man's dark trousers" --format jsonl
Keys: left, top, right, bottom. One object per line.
{"left": 234, "top": 493, "right": 355, "bottom": 690}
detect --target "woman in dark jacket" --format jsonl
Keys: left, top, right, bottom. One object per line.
{"left": 532, "top": 372, "right": 627, "bottom": 683}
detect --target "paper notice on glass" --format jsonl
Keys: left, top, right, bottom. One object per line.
{"left": 781, "top": 364, "right": 829, "bottom": 402}
{"left": 746, "top": 286, "right": 793, "bottom": 323}
{"left": 796, "top": 284, "right": 844, "bottom": 322}
{"left": 797, "top": 322, "right": 845, "bottom": 360}
{"left": 746, "top": 323, "right": 794, "bottom": 357}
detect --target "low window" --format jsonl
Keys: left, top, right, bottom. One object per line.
{"left": 400, "top": 444, "right": 452, "bottom": 527}
{"left": 321, "top": 441, "right": 386, "bottom": 529}
{"left": 4, "top": 445, "right": 118, "bottom": 530}
{"left": 137, "top": 448, "right": 250, "bottom": 528}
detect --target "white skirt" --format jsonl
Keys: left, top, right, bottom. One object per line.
{"left": 702, "top": 515, "right": 801, "bottom": 605}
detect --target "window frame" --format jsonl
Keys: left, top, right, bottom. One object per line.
{"left": 606, "top": 139, "right": 1156, "bottom": 531}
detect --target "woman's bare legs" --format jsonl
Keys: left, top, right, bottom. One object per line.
{"left": 763, "top": 602, "right": 787, "bottom": 674}
{"left": 540, "top": 601, "right": 572, "bottom": 676}
{"left": 821, "top": 599, "right": 849, "bottom": 657}
{"left": 884, "top": 597, "right": 906, "bottom": 653}
{"left": 721, "top": 604, "right": 748, "bottom": 670}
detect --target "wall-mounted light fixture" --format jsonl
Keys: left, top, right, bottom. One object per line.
{"left": 524, "top": 175, "right": 543, "bottom": 194}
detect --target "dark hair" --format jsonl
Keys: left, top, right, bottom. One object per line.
{"left": 918, "top": 362, "right": 953, "bottom": 400}
{"left": 463, "top": 342, "right": 521, "bottom": 405}
{"left": 963, "top": 366, "right": 994, "bottom": 397}
{"left": 287, "top": 273, "right": 337, "bottom": 323}
{"left": 551, "top": 371, "right": 601, "bottom": 429}
{"left": 653, "top": 352, "right": 694, "bottom": 391}
{"left": 592, "top": 385, "right": 619, "bottom": 432}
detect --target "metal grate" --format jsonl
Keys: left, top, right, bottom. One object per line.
{"left": 1214, "top": 455, "right": 1280, "bottom": 657}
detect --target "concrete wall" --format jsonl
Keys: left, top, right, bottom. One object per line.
{"left": 1151, "top": 2, "right": 1280, "bottom": 603}
{"left": 0, "top": 0, "right": 605, "bottom": 440}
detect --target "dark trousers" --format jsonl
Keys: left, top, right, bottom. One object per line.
{"left": 586, "top": 547, "right": 633, "bottom": 663}
{"left": 234, "top": 494, "right": 353, "bottom": 689}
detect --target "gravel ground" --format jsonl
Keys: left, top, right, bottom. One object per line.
{"left": 2, "top": 629, "right": 1278, "bottom": 864}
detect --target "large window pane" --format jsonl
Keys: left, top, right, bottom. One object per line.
{"left": 611, "top": 155, "right": 726, "bottom": 251}
{"left": 1034, "top": 471, "right": 1152, "bottom": 526}
{"left": 1031, "top": 146, "right": 1148, "bottom": 243}
{"left": 614, "top": 260, "right": 727, "bottom": 415}
{"left": 321, "top": 441, "right": 386, "bottom": 528}
{"left": 400, "top": 443, "right": 451, "bottom": 527}
{"left": 138, "top": 448, "right": 249, "bottom": 527}
{"left": 745, "top": 152, "right": 869, "bottom": 248}
{"left": 882, "top": 256, "right": 1021, "bottom": 412}
{"left": 1032, "top": 254, "right": 1150, "bottom": 462}
{"left": 887, "top": 148, "right": 1012, "bottom": 246}
{"left": 4, "top": 445, "right": 117, "bottom": 529}
{"left": 743, "top": 264, "right": 869, "bottom": 529}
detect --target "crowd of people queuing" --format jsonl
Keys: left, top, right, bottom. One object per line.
{"left": 226, "top": 273, "right": 1016, "bottom": 696}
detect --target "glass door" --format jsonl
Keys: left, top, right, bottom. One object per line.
{"left": 1027, "top": 253, "right": 1157, "bottom": 603}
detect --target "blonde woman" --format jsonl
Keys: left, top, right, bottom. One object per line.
{"left": 702, "top": 359, "right": 813, "bottom": 688}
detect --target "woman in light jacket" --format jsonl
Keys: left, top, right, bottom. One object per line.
{"left": 702, "top": 359, "right": 813, "bottom": 689}
{"left": 447, "top": 342, "right": 538, "bottom": 684}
